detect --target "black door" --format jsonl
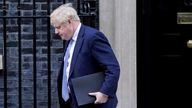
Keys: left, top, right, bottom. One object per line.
{"left": 138, "top": 0, "right": 192, "bottom": 108}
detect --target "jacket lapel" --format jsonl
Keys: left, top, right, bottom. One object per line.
{"left": 69, "top": 25, "right": 85, "bottom": 77}
{"left": 64, "top": 40, "right": 70, "bottom": 55}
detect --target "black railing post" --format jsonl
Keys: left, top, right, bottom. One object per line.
{"left": 2, "top": 0, "right": 7, "bottom": 108}
{"left": 96, "top": 0, "right": 99, "bottom": 29}
{"left": 17, "top": 0, "right": 22, "bottom": 108}
{"left": 33, "top": 0, "right": 37, "bottom": 108}
{"left": 77, "top": 0, "right": 80, "bottom": 15}
{"left": 47, "top": 0, "right": 51, "bottom": 108}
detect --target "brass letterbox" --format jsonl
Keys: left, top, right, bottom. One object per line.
{"left": 177, "top": 12, "right": 192, "bottom": 24}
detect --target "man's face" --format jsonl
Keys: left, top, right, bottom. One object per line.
{"left": 53, "top": 20, "right": 73, "bottom": 40}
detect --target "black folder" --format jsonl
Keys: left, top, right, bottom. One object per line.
{"left": 71, "top": 72, "right": 105, "bottom": 106}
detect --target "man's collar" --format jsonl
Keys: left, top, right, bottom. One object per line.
{"left": 71, "top": 23, "right": 81, "bottom": 41}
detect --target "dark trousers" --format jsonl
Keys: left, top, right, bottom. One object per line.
{"left": 60, "top": 97, "right": 72, "bottom": 108}
{"left": 60, "top": 98, "right": 97, "bottom": 108}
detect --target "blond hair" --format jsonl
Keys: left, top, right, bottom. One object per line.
{"left": 50, "top": 3, "right": 80, "bottom": 26}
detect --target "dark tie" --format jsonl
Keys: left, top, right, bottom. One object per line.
{"left": 62, "top": 39, "right": 73, "bottom": 101}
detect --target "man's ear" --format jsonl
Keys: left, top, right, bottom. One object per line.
{"left": 68, "top": 19, "right": 71, "bottom": 24}
{"left": 68, "top": 16, "right": 73, "bottom": 23}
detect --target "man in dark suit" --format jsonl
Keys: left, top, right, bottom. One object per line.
{"left": 50, "top": 3, "right": 120, "bottom": 108}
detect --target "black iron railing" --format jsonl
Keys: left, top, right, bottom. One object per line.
{"left": 0, "top": 0, "right": 98, "bottom": 108}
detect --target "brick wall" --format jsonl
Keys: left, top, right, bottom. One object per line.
{"left": 0, "top": 0, "right": 98, "bottom": 107}
{"left": 0, "top": 0, "right": 74, "bottom": 108}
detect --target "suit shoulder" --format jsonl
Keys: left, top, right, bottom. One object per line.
{"left": 82, "top": 25, "right": 106, "bottom": 40}
{"left": 83, "top": 25, "right": 99, "bottom": 34}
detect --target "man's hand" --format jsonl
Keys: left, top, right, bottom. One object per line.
{"left": 88, "top": 92, "right": 109, "bottom": 104}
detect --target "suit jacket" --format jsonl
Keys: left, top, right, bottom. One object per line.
{"left": 57, "top": 24, "right": 120, "bottom": 108}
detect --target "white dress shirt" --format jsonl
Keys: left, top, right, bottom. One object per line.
{"left": 65, "top": 23, "right": 81, "bottom": 80}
